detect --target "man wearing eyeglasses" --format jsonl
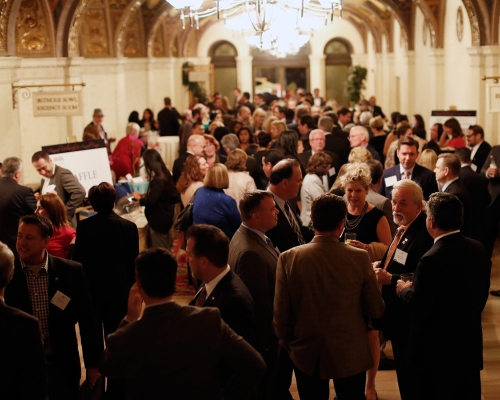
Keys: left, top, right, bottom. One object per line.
{"left": 466, "top": 125, "right": 491, "bottom": 173}
{"left": 349, "top": 125, "right": 382, "bottom": 162}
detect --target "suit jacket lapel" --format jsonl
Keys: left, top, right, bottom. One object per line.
{"left": 204, "top": 272, "right": 231, "bottom": 306}
{"left": 47, "top": 256, "right": 60, "bottom": 302}
{"left": 240, "top": 226, "right": 278, "bottom": 260}
{"left": 12, "top": 261, "right": 32, "bottom": 314}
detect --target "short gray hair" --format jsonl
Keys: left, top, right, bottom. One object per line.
{"left": 359, "top": 111, "right": 373, "bottom": 126}
{"left": 392, "top": 180, "right": 425, "bottom": 208}
{"left": 1, "top": 157, "right": 22, "bottom": 178}
{"left": 350, "top": 125, "right": 369, "bottom": 143}
{"left": 318, "top": 116, "right": 333, "bottom": 132}
{"left": 221, "top": 133, "right": 240, "bottom": 151}
{"left": 126, "top": 122, "right": 140, "bottom": 136}
{"left": 309, "top": 129, "right": 325, "bottom": 141}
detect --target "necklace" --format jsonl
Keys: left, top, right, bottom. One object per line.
{"left": 345, "top": 202, "right": 368, "bottom": 230}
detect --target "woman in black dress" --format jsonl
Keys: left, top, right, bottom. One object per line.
{"left": 132, "top": 149, "right": 179, "bottom": 248}
{"left": 340, "top": 162, "right": 392, "bottom": 400}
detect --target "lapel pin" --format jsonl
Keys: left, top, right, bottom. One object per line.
{"left": 402, "top": 238, "right": 408, "bottom": 245}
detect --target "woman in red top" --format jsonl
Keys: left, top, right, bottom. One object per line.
{"left": 439, "top": 117, "right": 466, "bottom": 148}
{"left": 35, "top": 193, "right": 76, "bottom": 258}
{"left": 111, "top": 122, "right": 143, "bottom": 179}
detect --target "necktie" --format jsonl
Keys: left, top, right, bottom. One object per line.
{"left": 265, "top": 237, "right": 279, "bottom": 256}
{"left": 403, "top": 171, "right": 411, "bottom": 180}
{"left": 284, "top": 201, "right": 305, "bottom": 245}
{"left": 383, "top": 227, "right": 405, "bottom": 270}
{"left": 195, "top": 286, "right": 207, "bottom": 307}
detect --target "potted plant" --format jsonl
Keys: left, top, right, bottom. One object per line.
{"left": 345, "top": 65, "right": 367, "bottom": 106}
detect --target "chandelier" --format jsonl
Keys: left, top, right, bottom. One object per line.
{"left": 166, "top": 0, "right": 343, "bottom": 56}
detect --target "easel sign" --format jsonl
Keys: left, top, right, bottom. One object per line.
{"left": 42, "top": 140, "right": 112, "bottom": 196}
{"left": 487, "top": 84, "right": 500, "bottom": 113}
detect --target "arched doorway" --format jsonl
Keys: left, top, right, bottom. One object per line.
{"left": 324, "top": 38, "right": 352, "bottom": 107}
{"left": 210, "top": 41, "right": 238, "bottom": 105}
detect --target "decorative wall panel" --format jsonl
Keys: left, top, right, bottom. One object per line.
{"left": 81, "top": 0, "right": 112, "bottom": 57}
{"left": 151, "top": 22, "right": 164, "bottom": 57}
{"left": 0, "top": 0, "right": 9, "bottom": 53}
{"left": 123, "top": 9, "right": 145, "bottom": 57}
{"left": 15, "top": 0, "right": 55, "bottom": 56}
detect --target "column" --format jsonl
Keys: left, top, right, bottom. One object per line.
{"left": 402, "top": 51, "right": 415, "bottom": 114}
{"left": 382, "top": 53, "right": 396, "bottom": 113}
{"left": 427, "top": 49, "right": 445, "bottom": 110}
{"left": 308, "top": 54, "right": 325, "bottom": 95}
{"left": 479, "top": 46, "right": 500, "bottom": 143}
{"left": 374, "top": 52, "right": 383, "bottom": 105}
{"left": 235, "top": 55, "right": 253, "bottom": 94}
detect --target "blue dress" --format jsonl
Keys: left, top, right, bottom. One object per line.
{"left": 192, "top": 186, "right": 241, "bottom": 239}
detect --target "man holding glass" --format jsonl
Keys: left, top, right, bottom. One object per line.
{"left": 373, "top": 180, "right": 433, "bottom": 400}
{"left": 397, "top": 192, "right": 491, "bottom": 400}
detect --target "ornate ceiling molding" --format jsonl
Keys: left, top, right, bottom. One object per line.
{"left": 492, "top": 0, "right": 500, "bottom": 45}
{"left": 462, "top": 0, "right": 482, "bottom": 45}
{"left": 416, "top": 0, "right": 439, "bottom": 47}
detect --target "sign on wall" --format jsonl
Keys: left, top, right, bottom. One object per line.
{"left": 487, "top": 85, "right": 500, "bottom": 113}
{"left": 33, "top": 91, "right": 83, "bottom": 117}
{"left": 429, "top": 110, "right": 477, "bottom": 134}
{"left": 42, "top": 140, "right": 112, "bottom": 196}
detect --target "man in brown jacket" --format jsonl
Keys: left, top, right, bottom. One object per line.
{"left": 274, "top": 193, "right": 385, "bottom": 400}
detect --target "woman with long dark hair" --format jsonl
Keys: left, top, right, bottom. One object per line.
{"left": 132, "top": 149, "right": 179, "bottom": 248}
{"left": 141, "top": 108, "right": 157, "bottom": 131}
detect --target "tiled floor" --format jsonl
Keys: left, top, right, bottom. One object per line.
{"left": 79, "top": 239, "right": 500, "bottom": 399}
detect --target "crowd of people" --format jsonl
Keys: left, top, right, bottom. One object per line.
{"left": 0, "top": 86, "right": 497, "bottom": 400}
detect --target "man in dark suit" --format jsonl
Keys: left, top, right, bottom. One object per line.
{"left": 318, "top": 116, "right": 350, "bottom": 167}
{"left": 229, "top": 190, "right": 280, "bottom": 399}
{"left": 31, "top": 151, "right": 86, "bottom": 227}
{"left": 5, "top": 214, "right": 103, "bottom": 400}
{"left": 374, "top": 180, "right": 434, "bottom": 400}
{"left": 369, "top": 96, "right": 386, "bottom": 120}
{"left": 434, "top": 154, "right": 473, "bottom": 237}
{"left": 100, "top": 248, "right": 265, "bottom": 400}
{"left": 74, "top": 182, "right": 138, "bottom": 336}
{"left": 456, "top": 148, "right": 491, "bottom": 247}
{"left": 0, "top": 157, "right": 36, "bottom": 254}
{"left": 298, "top": 129, "right": 339, "bottom": 187}
{"left": 266, "top": 159, "right": 313, "bottom": 399}
{"left": 466, "top": 125, "right": 491, "bottom": 172}
{"left": 172, "top": 134, "right": 206, "bottom": 183}
{"left": 397, "top": 192, "right": 491, "bottom": 400}
{"left": 187, "top": 224, "right": 256, "bottom": 345}
{"left": 157, "top": 96, "right": 181, "bottom": 137}
{"left": 379, "top": 137, "right": 438, "bottom": 200}
{"left": 298, "top": 114, "right": 315, "bottom": 152}
{"left": 349, "top": 125, "right": 382, "bottom": 162}
{"left": 0, "top": 241, "right": 46, "bottom": 400}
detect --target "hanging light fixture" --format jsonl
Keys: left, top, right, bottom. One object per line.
{"left": 166, "top": 0, "right": 343, "bottom": 55}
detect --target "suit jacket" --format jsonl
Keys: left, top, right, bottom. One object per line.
{"left": 266, "top": 193, "right": 314, "bottom": 253}
{"left": 400, "top": 234, "right": 490, "bottom": 375}
{"left": 324, "top": 132, "right": 350, "bottom": 167}
{"left": 480, "top": 145, "right": 500, "bottom": 204}
{"left": 471, "top": 140, "right": 491, "bottom": 172}
{"left": 366, "top": 144, "right": 382, "bottom": 162}
{"left": 0, "top": 177, "right": 36, "bottom": 253}
{"left": 73, "top": 211, "right": 139, "bottom": 332}
{"left": 460, "top": 165, "right": 490, "bottom": 241}
{"left": 40, "top": 165, "right": 86, "bottom": 221}
{"left": 379, "top": 164, "right": 438, "bottom": 200}
{"left": 298, "top": 150, "right": 339, "bottom": 188}
{"left": 172, "top": 152, "right": 192, "bottom": 183}
{"left": 157, "top": 107, "right": 181, "bottom": 137}
{"left": 5, "top": 255, "right": 103, "bottom": 385}
{"left": 371, "top": 105, "right": 386, "bottom": 119}
{"left": 274, "top": 235, "right": 385, "bottom": 379}
{"left": 377, "top": 212, "right": 434, "bottom": 339}
{"left": 228, "top": 225, "right": 279, "bottom": 353}
{"left": 99, "top": 303, "right": 265, "bottom": 400}
{"left": 366, "top": 188, "right": 397, "bottom": 235}
{"left": 0, "top": 301, "right": 47, "bottom": 400}
{"left": 444, "top": 179, "right": 473, "bottom": 237}
{"left": 190, "top": 269, "right": 257, "bottom": 346}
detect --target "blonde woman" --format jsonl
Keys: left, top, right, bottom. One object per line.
{"left": 348, "top": 147, "right": 373, "bottom": 164}
{"left": 269, "top": 120, "right": 287, "bottom": 146}
{"left": 224, "top": 149, "right": 256, "bottom": 206}
{"left": 418, "top": 148, "right": 438, "bottom": 171}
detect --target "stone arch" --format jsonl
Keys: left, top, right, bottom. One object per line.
{"left": 209, "top": 40, "right": 238, "bottom": 58}
{"left": 415, "top": 0, "right": 440, "bottom": 48}
{"left": 9, "top": 0, "right": 56, "bottom": 57}
{"left": 492, "top": 0, "right": 500, "bottom": 45}
{"left": 461, "top": 0, "right": 490, "bottom": 46}
{"left": 115, "top": 0, "right": 144, "bottom": 57}
{"left": 55, "top": 0, "right": 80, "bottom": 56}
{"left": 342, "top": 3, "right": 385, "bottom": 53}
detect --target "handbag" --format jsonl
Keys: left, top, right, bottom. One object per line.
{"left": 173, "top": 189, "right": 199, "bottom": 232}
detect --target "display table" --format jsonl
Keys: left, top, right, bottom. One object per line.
{"left": 157, "top": 136, "right": 180, "bottom": 171}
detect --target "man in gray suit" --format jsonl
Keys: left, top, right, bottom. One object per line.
{"left": 274, "top": 193, "right": 385, "bottom": 399}
{"left": 31, "top": 151, "right": 85, "bottom": 226}
{"left": 366, "top": 159, "right": 397, "bottom": 235}
{"left": 229, "top": 190, "right": 280, "bottom": 399}
{"left": 100, "top": 248, "right": 265, "bottom": 400}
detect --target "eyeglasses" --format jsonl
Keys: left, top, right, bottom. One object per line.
{"left": 310, "top": 138, "right": 325, "bottom": 142}
{"left": 348, "top": 134, "right": 363, "bottom": 139}
{"left": 465, "top": 133, "right": 475, "bottom": 138}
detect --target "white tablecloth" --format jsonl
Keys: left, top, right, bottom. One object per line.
{"left": 157, "top": 136, "right": 180, "bottom": 171}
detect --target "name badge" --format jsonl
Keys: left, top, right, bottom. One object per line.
{"left": 50, "top": 290, "right": 71, "bottom": 310}
{"left": 46, "top": 184, "right": 56, "bottom": 192}
{"left": 328, "top": 167, "right": 336, "bottom": 177}
{"left": 470, "top": 163, "right": 477, "bottom": 172}
{"left": 393, "top": 249, "right": 408, "bottom": 265}
{"left": 384, "top": 175, "right": 398, "bottom": 187}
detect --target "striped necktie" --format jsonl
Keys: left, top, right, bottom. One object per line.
{"left": 285, "top": 201, "right": 305, "bottom": 245}
{"left": 383, "top": 227, "right": 405, "bottom": 270}
{"left": 195, "top": 286, "right": 207, "bottom": 307}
